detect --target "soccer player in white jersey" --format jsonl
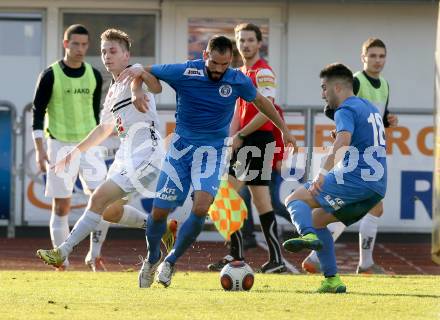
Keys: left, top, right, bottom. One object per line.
{"left": 36, "top": 29, "right": 176, "bottom": 269}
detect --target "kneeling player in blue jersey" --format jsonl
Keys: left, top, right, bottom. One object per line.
{"left": 283, "top": 63, "right": 387, "bottom": 293}
{"left": 119, "top": 35, "right": 296, "bottom": 288}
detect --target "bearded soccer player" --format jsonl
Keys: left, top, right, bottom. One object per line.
{"left": 120, "top": 35, "right": 296, "bottom": 288}
{"left": 303, "top": 38, "right": 397, "bottom": 275}
{"left": 283, "top": 63, "right": 387, "bottom": 293}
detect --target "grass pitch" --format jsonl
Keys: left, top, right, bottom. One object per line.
{"left": 0, "top": 271, "right": 439, "bottom": 320}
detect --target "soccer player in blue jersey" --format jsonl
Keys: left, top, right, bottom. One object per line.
{"left": 119, "top": 35, "right": 296, "bottom": 288}
{"left": 282, "top": 63, "right": 387, "bottom": 293}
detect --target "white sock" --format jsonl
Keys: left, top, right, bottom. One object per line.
{"left": 118, "top": 205, "right": 148, "bottom": 229}
{"left": 59, "top": 210, "right": 102, "bottom": 258}
{"left": 359, "top": 213, "right": 379, "bottom": 269}
{"left": 49, "top": 214, "right": 70, "bottom": 248}
{"left": 89, "top": 220, "right": 110, "bottom": 258}
{"left": 308, "top": 221, "right": 346, "bottom": 263}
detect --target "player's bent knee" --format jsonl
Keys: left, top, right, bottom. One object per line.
{"left": 284, "top": 186, "right": 309, "bottom": 207}
{"left": 369, "top": 202, "right": 383, "bottom": 217}
{"left": 102, "top": 202, "right": 124, "bottom": 223}
{"left": 54, "top": 198, "right": 71, "bottom": 215}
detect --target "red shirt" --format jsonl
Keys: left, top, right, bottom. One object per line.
{"left": 272, "top": 105, "right": 285, "bottom": 169}
{"left": 238, "top": 59, "right": 277, "bottom": 132}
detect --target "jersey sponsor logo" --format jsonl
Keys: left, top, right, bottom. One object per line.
{"left": 183, "top": 68, "right": 204, "bottom": 77}
{"left": 157, "top": 187, "right": 178, "bottom": 201}
{"left": 64, "top": 88, "right": 91, "bottom": 95}
{"left": 219, "top": 84, "right": 232, "bottom": 98}
{"left": 324, "top": 195, "right": 344, "bottom": 210}
{"left": 115, "top": 115, "right": 126, "bottom": 137}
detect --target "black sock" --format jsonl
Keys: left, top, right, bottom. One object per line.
{"left": 259, "top": 211, "right": 282, "bottom": 264}
{"left": 230, "top": 230, "right": 244, "bottom": 260}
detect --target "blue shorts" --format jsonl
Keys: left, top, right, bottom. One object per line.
{"left": 305, "top": 173, "right": 383, "bottom": 226}
{"left": 153, "top": 136, "right": 226, "bottom": 209}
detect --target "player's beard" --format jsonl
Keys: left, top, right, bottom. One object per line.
{"left": 206, "top": 68, "right": 225, "bottom": 82}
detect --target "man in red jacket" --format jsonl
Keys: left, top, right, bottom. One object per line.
{"left": 208, "top": 23, "right": 287, "bottom": 273}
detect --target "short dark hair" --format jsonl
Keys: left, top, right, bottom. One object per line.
{"left": 362, "top": 37, "right": 386, "bottom": 55}
{"left": 206, "top": 35, "right": 233, "bottom": 55}
{"left": 234, "top": 23, "right": 262, "bottom": 42}
{"left": 101, "top": 28, "right": 131, "bottom": 52}
{"left": 319, "top": 63, "right": 353, "bottom": 87}
{"left": 64, "top": 24, "right": 89, "bottom": 41}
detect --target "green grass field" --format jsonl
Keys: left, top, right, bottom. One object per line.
{"left": 1, "top": 271, "right": 439, "bottom": 320}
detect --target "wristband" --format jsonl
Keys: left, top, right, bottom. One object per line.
{"left": 32, "top": 130, "right": 44, "bottom": 140}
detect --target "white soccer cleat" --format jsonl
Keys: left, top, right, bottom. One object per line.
{"left": 156, "top": 260, "right": 176, "bottom": 288}
{"left": 138, "top": 257, "right": 162, "bottom": 288}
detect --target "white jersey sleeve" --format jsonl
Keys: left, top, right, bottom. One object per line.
{"left": 255, "top": 68, "right": 276, "bottom": 99}
{"left": 100, "top": 85, "right": 115, "bottom": 125}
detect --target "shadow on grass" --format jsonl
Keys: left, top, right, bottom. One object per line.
{"left": 294, "top": 290, "right": 440, "bottom": 299}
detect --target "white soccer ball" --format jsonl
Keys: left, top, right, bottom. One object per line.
{"left": 220, "top": 261, "right": 254, "bottom": 291}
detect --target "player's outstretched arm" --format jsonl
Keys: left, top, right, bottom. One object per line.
{"left": 53, "top": 123, "right": 113, "bottom": 173}
{"left": 251, "top": 92, "right": 296, "bottom": 149}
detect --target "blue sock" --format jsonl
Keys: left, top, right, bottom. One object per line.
{"left": 315, "top": 227, "right": 338, "bottom": 277}
{"left": 146, "top": 214, "right": 167, "bottom": 264}
{"left": 286, "top": 200, "right": 316, "bottom": 235}
{"left": 165, "top": 212, "right": 205, "bottom": 264}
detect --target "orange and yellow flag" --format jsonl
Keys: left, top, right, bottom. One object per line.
{"left": 208, "top": 180, "right": 248, "bottom": 241}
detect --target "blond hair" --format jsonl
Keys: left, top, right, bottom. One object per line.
{"left": 100, "top": 28, "right": 131, "bottom": 52}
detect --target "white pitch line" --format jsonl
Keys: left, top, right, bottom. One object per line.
{"left": 377, "top": 243, "right": 427, "bottom": 275}
{"left": 257, "top": 240, "right": 300, "bottom": 274}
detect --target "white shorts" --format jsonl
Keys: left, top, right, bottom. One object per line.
{"left": 107, "top": 137, "right": 164, "bottom": 197}
{"left": 45, "top": 139, "right": 107, "bottom": 198}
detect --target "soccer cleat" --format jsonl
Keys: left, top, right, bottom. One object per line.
{"left": 85, "top": 252, "right": 108, "bottom": 272}
{"left": 301, "top": 254, "right": 321, "bottom": 274}
{"left": 283, "top": 233, "right": 323, "bottom": 253}
{"left": 54, "top": 259, "right": 70, "bottom": 272}
{"left": 317, "top": 275, "right": 347, "bottom": 293}
{"left": 257, "top": 261, "right": 288, "bottom": 274}
{"left": 161, "top": 219, "right": 178, "bottom": 255}
{"left": 36, "top": 248, "right": 65, "bottom": 268}
{"left": 156, "top": 260, "right": 176, "bottom": 288}
{"left": 356, "top": 264, "right": 392, "bottom": 275}
{"left": 207, "top": 255, "right": 235, "bottom": 271}
{"left": 138, "top": 254, "right": 162, "bottom": 288}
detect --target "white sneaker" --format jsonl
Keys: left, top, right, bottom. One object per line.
{"left": 138, "top": 256, "right": 162, "bottom": 288}
{"left": 156, "top": 260, "right": 176, "bottom": 288}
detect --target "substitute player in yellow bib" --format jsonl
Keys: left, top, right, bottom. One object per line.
{"left": 32, "top": 24, "right": 108, "bottom": 271}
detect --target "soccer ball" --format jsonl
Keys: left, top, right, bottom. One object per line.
{"left": 220, "top": 261, "right": 254, "bottom": 291}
